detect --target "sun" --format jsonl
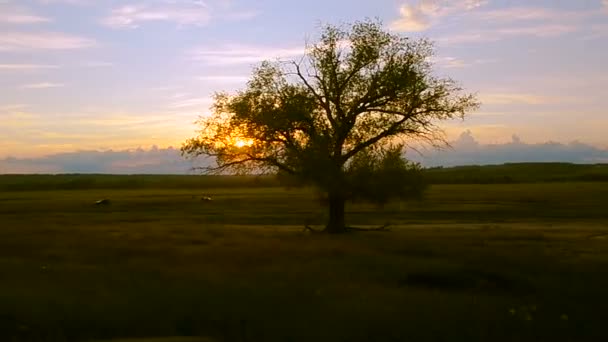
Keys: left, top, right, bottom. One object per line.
{"left": 234, "top": 138, "right": 254, "bottom": 148}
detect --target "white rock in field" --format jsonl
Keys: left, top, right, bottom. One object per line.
{"left": 95, "top": 199, "right": 110, "bottom": 205}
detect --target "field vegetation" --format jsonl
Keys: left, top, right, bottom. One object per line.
{"left": 2, "top": 162, "right": 608, "bottom": 191}
{"left": 1, "top": 164, "right": 608, "bottom": 341}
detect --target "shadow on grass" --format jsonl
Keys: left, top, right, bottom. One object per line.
{"left": 400, "top": 268, "right": 535, "bottom": 296}
{"left": 92, "top": 338, "right": 216, "bottom": 342}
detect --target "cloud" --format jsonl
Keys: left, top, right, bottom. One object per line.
{"left": 604, "top": 0, "right": 608, "bottom": 12}
{"left": 196, "top": 75, "right": 249, "bottom": 83}
{"left": 19, "top": 82, "right": 65, "bottom": 89}
{"left": 438, "top": 57, "right": 467, "bottom": 68}
{"left": 436, "top": 23, "right": 578, "bottom": 44}
{"left": 80, "top": 61, "right": 114, "bottom": 68}
{"left": 0, "top": 147, "right": 210, "bottom": 174}
{"left": 0, "top": 31, "right": 96, "bottom": 51}
{"left": 390, "top": 0, "right": 487, "bottom": 32}
{"left": 390, "top": 1, "right": 436, "bottom": 32}
{"left": 0, "top": 6, "right": 51, "bottom": 24}
{"left": 477, "top": 7, "right": 576, "bottom": 22}
{"left": 496, "top": 25, "right": 578, "bottom": 38}
{"left": 0, "top": 108, "right": 200, "bottom": 160}
{"left": 432, "top": 56, "right": 495, "bottom": 69}
{"left": 0, "top": 104, "right": 28, "bottom": 111}
{"left": 393, "top": 2, "right": 586, "bottom": 42}
{"left": 168, "top": 96, "right": 213, "bottom": 109}
{"left": 102, "top": 0, "right": 259, "bottom": 28}
{"left": 479, "top": 93, "right": 554, "bottom": 105}
{"left": 224, "top": 9, "right": 260, "bottom": 21}
{"left": 3, "top": 132, "right": 606, "bottom": 173}
{"left": 583, "top": 23, "right": 608, "bottom": 40}
{"left": 189, "top": 44, "right": 305, "bottom": 65}
{"left": 37, "top": 0, "right": 92, "bottom": 4}
{"left": 0, "top": 106, "right": 37, "bottom": 129}
{"left": 102, "top": 1, "right": 212, "bottom": 29}
{"left": 410, "top": 131, "right": 608, "bottom": 167}
{"left": 0, "top": 63, "right": 60, "bottom": 70}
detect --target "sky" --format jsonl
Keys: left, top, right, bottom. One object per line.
{"left": 1, "top": 0, "right": 607, "bottom": 172}
{"left": 2, "top": 135, "right": 607, "bottom": 173}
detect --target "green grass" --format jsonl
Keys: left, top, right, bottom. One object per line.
{"left": 1, "top": 183, "right": 608, "bottom": 341}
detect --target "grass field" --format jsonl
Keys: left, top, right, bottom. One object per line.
{"left": 2, "top": 163, "right": 608, "bottom": 192}
{"left": 1, "top": 180, "right": 608, "bottom": 341}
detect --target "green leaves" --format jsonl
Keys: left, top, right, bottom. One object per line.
{"left": 346, "top": 145, "right": 427, "bottom": 205}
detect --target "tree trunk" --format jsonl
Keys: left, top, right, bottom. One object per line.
{"left": 325, "top": 192, "right": 347, "bottom": 233}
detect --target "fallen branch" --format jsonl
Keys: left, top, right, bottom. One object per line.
{"left": 587, "top": 233, "right": 608, "bottom": 240}
{"left": 346, "top": 223, "right": 392, "bottom": 232}
{"left": 302, "top": 222, "right": 392, "bottom": 233}
{"left": 303, "top": 224, "right": 323, "bottom": 233}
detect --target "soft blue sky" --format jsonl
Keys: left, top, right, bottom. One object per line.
{"left": 1, "top": 0, "right": 607, "bottom": 158}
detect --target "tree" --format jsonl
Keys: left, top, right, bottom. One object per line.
{"left": 182, "top": 19, "right": 479, "bottom": 233}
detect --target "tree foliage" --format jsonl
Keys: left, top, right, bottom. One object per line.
{"left": 182, "top": 19, "right": 479, "bottom": 232}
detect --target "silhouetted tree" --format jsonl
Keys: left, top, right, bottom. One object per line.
{"left": 182, "top": 19, "right": 479, "bottom": 233}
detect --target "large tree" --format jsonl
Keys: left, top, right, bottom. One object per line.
{"left": 182, "top": 19, "right": 479, "bottom": 233}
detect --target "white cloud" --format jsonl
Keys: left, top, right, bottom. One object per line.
{"left": 0, "top": 31, "right": 96, "bottom": 51}
{"left": 390, "top": 0, "right": 488, "bottom": 32}
{"left": 102, "top": 0, "right": 259, "bottom": 29}
{"left": 196, "top": 75, "right": 249, "bottom": 83}
{"left": 37, "top": 0, "right": 92, "bottom": 5}
{"left": 224, "top": 10, "right": 260, "bottom": 21}
{"left": 168, "top": 96, "right": 213, "bottom": 109}
{"left": 496, "top": 25, "right": 578, "bottom": 38}
{"left": 430, "top": 56, "right": 462, "bottom": 67}
{"left": 437, "top": 23, "right": 578, "bottom": 44}
{"left": 189, "top": 44, "right": 305, "bottom": 65}
{"left": 103, "top": 2, "right": 211, "bottom": 29}
{"left": 392, "top": 1, "right": 588, "bottom": 42}
{"left": 169, "top": 92, "right": 191, "bottom": 99}
{"left": 0, "top": 63, "right": 60, "bottom": 70}
{"left": 80, "top": 61, "right": 114, "bottom": 68}
{"left": 20, "top": 82, "right": 65, "bottom": 89}
{"left": 0, "top": 10, "right": 51, "bottom": 24}
{"left": 433, "top": 56, "right": 493, "bottom": 68}
{"left": 477, "top": 7, "right": 573, "bottom": 22}
{"left": 390, "top": 2, "right": 435, "bottom": 32}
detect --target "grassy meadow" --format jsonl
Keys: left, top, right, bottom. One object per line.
{"left": 1, "top": 168, "right": 608, "bottom": 341}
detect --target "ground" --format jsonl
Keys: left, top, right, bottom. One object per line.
{"left": 1, "top": 181, "right": 607, "bottom": 341}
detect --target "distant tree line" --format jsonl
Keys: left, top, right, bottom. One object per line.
{"left": 1, "top": 163, "right": 607, "bottom": 191}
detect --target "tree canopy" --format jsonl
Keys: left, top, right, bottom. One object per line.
{"left": 182, "top": 19, "right": 479, "bottom": 233}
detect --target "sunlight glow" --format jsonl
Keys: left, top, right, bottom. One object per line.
{"left": 234, "top": 138, "right": 254, "bottom": 148}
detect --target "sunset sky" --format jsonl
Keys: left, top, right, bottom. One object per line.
{"left": 1, "top": 0, "right": 607, "bottom": 160}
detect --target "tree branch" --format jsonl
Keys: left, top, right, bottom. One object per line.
{"left": 340, "top": 112, "right": 416, "bottom": 163}
{"left": 291, "top": 62, "right": 337, "bottom": 130}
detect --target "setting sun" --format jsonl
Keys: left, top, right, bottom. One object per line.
{"left": 234, "top": 138, "right": 254, "bottom": 148}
